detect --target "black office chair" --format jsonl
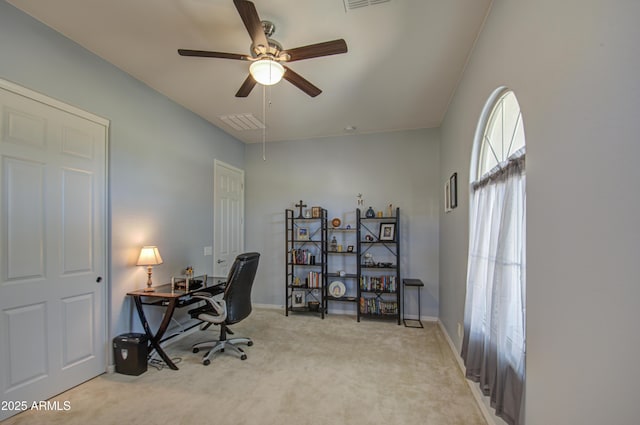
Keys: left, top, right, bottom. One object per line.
{"left": 189, "top": 252, "right": 260, "bottom": 365}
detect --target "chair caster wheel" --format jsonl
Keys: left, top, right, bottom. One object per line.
{"left": 247, "top": 341, "right": 253, "bottom": 346}
{"left": 240, "top": 354, "right": 247, "bottom": 360}
{"left": 203, "top": 359, "right": 210, "bottom": 366}
{"left": 193, "top": 348, "right": 200, "bottom": 353}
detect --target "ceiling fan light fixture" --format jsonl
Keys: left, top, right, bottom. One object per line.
{"left": 250, "top": 59, "right": 285, "bottom": 86}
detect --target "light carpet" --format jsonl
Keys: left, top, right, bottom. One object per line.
{"left": 3, "top": 308, "right": 486, "bottom": 425}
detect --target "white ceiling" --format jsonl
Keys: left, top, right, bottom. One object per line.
{"left": 7, "top": 0, "right": 492, "bottom": 143}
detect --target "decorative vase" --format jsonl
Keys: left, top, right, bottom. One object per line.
{"left": 365, "top": 206, "right": 375, "bottom": 218}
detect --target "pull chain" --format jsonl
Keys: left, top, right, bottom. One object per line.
{"left": 261, "top": 84, "right": 272, "bottom": 161}
{"left": 262, "top": 85, "right": 266, "bottom": 161}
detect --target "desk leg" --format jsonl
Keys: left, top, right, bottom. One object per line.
{"left": 132, "top": 296, "right": 179, "bottom": 370}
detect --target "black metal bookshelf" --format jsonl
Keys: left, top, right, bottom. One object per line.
{"left": 325, "top": 227, "right": 359, "bottom": 312}
{"left": 357, "top": 207, "right": 401, "bottom": 324}
{"left": 285, "top": 208, "right": 327, "bottom": 318}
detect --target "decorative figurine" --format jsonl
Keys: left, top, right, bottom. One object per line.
{"left": 330, "top": 236, "right": 338, "bottom": 252}
{"left": 295, "top": 200, "right": 307, "bottom": 218}
{"left": 364, "top": 253, "right": 375, "bottom": 266}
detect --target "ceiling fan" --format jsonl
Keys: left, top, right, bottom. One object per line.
{"left": 178, "top": 0, "right": 348, "bottom": 98}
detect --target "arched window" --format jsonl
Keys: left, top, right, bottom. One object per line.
{"left": 477, "top": 89, "right": 525, "bottom": 179}
{"left": 462, "top": 88, "right": 526, "bottom": 425}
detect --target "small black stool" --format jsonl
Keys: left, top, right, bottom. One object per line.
{"left": 402, "top": 278, "right": 424, "bottom": 328}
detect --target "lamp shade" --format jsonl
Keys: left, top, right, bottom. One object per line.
{"left": 250, "top": 59, "right": 285, "bottom": 85}
{"left": 136, "top": 246, "right": 163, "bottom": 266}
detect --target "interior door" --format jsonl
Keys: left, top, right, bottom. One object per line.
{"left": 0, "top": 81, "right": 107, "bottom": 421}
{"left": 213, "top": 160, "right": 244, "bottom": 278}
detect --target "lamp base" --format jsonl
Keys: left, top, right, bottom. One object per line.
{"left": 144, "top": 267, "right": 154, "bottom": 291}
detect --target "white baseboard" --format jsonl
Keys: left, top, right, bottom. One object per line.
{"left": 437, "top": 321, "right": 500, "bottom": 425}
{"left": 255, "top": 303, "right": 440, "bottom": 325}
{"left": 253, "top": 303, "right": 283, "bottom": 310}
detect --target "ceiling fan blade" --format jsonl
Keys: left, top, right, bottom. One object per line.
{"left": 282, "top": 66, "right": 322, "bottom": 97}
{"left": 284, "top": 39, "right": 348, "bottom": 62}
{"left": 233, "top": 0, "right": 269, "bottom": 49}
{"left": 235, "top": 74, "right": 257, "bottom": 97}
{"left": 178, "top": 49, "right": 249, "bottom": 61}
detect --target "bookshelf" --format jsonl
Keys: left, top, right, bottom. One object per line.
{"left": 357, "top": 207, "right": 401, "bottom": 324}
{"left": 285, "top": 208, "right": 327, "bottom": 318}
{"left": 285, "top": 206, "right": 401, "bottom": 325}
{"left": 326, "top": 226, "right": 359, "bottom": 312}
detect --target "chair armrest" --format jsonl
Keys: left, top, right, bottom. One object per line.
{"left": 191, "top": 292, "right": 227, "bottom": 323}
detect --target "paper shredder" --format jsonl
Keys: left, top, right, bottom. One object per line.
{"left": 113, "top": 333, "right": 148, "bottom": 375}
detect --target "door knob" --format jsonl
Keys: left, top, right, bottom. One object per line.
{"left": 96, "top": 276, "right": 103, "bottom": 283}
{"left": 217, "top": 259, "right": 226, "bottom": 264}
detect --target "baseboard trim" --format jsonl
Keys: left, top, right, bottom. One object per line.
{"left": 255, "top": 304, "right": 440, "bottom": 324}
{"left": 437, "top": 320, "right": 499, "bottom": 425}
{"left": 253, "top": 303, "right": 283, "bottom": 310}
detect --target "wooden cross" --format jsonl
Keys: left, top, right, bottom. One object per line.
{"left": 295, "top": 200, "right": 307, "bottom": 218}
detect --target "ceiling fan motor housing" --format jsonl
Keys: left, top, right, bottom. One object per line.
{"left": 250, "top": 21, "right": 287, "bottom": 60}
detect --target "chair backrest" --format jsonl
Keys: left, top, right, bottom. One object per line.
{"left": 223, "top": 252, "right": 260, "bottom": 324}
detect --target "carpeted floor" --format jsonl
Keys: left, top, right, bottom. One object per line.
{"left": 3, "top": 308, "right": 486, "bottom": 425}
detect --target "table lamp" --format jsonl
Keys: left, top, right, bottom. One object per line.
{"left": 136, "top": 246, "right": 163, "bottom": 292}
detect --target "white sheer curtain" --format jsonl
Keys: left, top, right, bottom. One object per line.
{"left": 461, "top": 149, "right": 526, "bottom": 425}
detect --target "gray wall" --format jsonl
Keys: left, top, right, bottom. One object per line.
{"left": 0, "top": 2, "right": 245, "bottom": 341}
{"left": 244, "top": 129, "right": 440, "bottom": 319}
{"left": 439, "top": 0, "right": 640, "bottom": 424}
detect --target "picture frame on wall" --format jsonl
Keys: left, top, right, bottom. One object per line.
{"left": 449, "top": 172, "right": 458, "bottom": 209}
{"left": 444, "top": 180, "right": 452, "bottom": 213}
{"left": 379, "top": 223, "right": 396, "bottom": 241}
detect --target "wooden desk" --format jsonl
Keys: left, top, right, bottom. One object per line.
{"left": 127, "top": 276, "right": 225, "bottom": 370}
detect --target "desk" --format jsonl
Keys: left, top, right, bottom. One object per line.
{"left": 127, "top": 276, "right": 225, "bottom": 370}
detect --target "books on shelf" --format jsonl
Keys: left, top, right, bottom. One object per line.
{"left": 290, "top": 249, "right": 317, "bottom": 265}
{"left": 359, "top": 297, "right": 398, "bottom": 315}
{"left": 359, "top": 275, "right": 397, "bottom": 292}
{"left": 291, "top": 271, "right": 322, "bottom": 288}
{"left": 307, "top": 271, "right": 322, "bottom": 288}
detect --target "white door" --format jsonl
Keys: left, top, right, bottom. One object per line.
{"left": 0, "top": 81, "right": 107, "bottom": 421}
{"left": 213, "top": 160, "right": 244, "bottom": 278}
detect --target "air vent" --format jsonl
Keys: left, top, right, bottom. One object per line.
{"left": 219, "top": 113, "right": 265, "bottom": 131}
{"left": 344, "top": 0, "right": 390, "bottom": 10}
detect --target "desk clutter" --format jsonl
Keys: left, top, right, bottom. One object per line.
{"left": 172, "top": 278, "right": 203, "bottom": 292}
{"left": 171, "top": 267, "right": 206, "bottom": 292}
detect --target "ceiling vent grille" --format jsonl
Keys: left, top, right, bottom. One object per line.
{"left": 344, "top": 0, "right": 390, "bottom": 10}
{"left": 219, "top": 113, "right": 265, "bottom": 131}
